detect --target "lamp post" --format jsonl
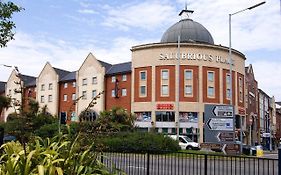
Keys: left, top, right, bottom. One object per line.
{"left": 229, "top": 1, "right": 266, "bottom": 153}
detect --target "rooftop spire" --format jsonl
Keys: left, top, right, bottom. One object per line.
{"left": 179, "top": 1, "right": 194, "bottom": 20}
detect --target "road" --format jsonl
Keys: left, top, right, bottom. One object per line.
{"left": 101, "top": 152, "right": 278, "bottom": 175}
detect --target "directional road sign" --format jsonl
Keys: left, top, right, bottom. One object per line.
{"left": 207, "top": 118, "right": 234, "bottom": 131}
{"left": 217, "top": 132, "right": 235, "bottom": 142}
{"left": 213, "top": 105, "right": 234, "bottom": 117}
{"left": 222, "top": 144, "right": 240, "bottom": 155}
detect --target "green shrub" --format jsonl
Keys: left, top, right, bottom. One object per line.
{"left": 99, "top": 132, "right": 180, "bottom": 153}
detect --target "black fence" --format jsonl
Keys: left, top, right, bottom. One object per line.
{"left": 100, "top": 151, "right": 278, "bottom": 175}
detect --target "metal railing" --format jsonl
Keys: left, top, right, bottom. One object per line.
{"left": 100, "top": 151, "right": 278, "bottom": 175}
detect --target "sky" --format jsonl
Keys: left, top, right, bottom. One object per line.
{"left": 0, "top": 0, "right": 281, "bottom": 101}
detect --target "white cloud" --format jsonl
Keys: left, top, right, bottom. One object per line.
{"left": 102, "top": 0, "right": 176, "bottom": 31}
{"left": 77, "top": 9, "right": 98, "bottom": 14}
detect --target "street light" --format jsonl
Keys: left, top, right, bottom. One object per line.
{"left": 228, "top": 1, "right": 266, "bottom": 153}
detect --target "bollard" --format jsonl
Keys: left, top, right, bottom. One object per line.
{"left": 278, "top": 146, "right": 281, "bottom": 175}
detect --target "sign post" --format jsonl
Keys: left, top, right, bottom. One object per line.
{"left": 204, "top": 104, "right": 238, "bottom": 155}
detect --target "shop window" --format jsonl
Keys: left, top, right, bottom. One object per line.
{"left": 156, "top": 111, "right": 175, "bottom": 122}
{"left": 135, "top": 112, "right": 151, "bottom": 122}
{"left": 179, "top": 112, "right": 198, "bottom": 123}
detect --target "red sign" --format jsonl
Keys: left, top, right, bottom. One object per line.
{"left": 156, "top": 104, "right": 174, "bottom": 110}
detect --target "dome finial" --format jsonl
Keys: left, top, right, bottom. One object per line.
{"left": 179, "top": 1, "right": 194, "bottom": 20}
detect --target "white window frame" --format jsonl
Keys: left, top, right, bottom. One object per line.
{"left": 41, "top": 84, "right": 45, "bottom": 91}
{"left": 112, "top": 76, "right": 116, "bottom": 83}
{"left": 64, "top": 83, "right": 68, "bottom": 88}
{"left": 208, "top": 71, "right": 214, "bottom": 82}
{"left": 82, "top": 78, "right": 87, "bottom": 86}
{"left": 72, "top": 93, "right": 76, "bottom": 101}
{"left": 48, "top": 95, "right": 53, "bottom": 102}
{"left": 226, "top": 88, "right": 231, "bottom": 99}
{"left": 82, "top": 91, "right": 87, "bottom": 99}
{"left": 122, "top": 88, "right": 127, "bottom": 96}
{"left": 92, "top": 90, "right": 97, "bottom": 98}
{"left": 184, "top": 85, "right": 192, "bottom": 96}
{"left": 111, "top": 89, "right": 116, "bottom": 97}
{"left": 72, "top": 82, "right": 76, "bottom": 88}
{"left": 48, "top": 83, "right": 53, "bottom": 90}
{"left": 140, "top": 71, "right": 146, "bottom": 81}
{"left": 185, "top": 70, "right": 193, "bottom": 80}
{"left": 140, "top": 85, "right": 146, "bottom": 97}
{"left": 92, "top": 77, "right": 97, "bottom": 84}
{"left": 40, "top": 95, "right": 44, "bottom": 103}
{"left": 63, "top": 94, "right": 67, "bottom": 101}
{"left": 161, "top": 85, "right": 169, "bottom": 96}
{"left": 161, "top": 69, "right": 169, "bottom": 80}
{"left": 208, "top": 86, "right": 215, "bottom": 97}
{"left": 122, "top": 74, "right": 127, "bottom": 81}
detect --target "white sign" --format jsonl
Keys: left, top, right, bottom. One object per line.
{"left": 207, "top": 118, "right": 234, "bottom": 131}
{"left": 262, "top": 133, "right": 271, "bottom": 137}
{"left": 213, "top": 106, "right": 233, "bottom": 117}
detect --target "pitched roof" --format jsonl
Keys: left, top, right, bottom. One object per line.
{"left": 20, "top": 74, "right": 36, "bottom": 87}
{"left": 53, "top": 67, "right": 71, "bottom": 81}
{"left": 98, "top": 60, "right": 112, "bottom": 72}
{"left": 106, "top": 62, "right": 131, "bottom": 75}
{"left": 60, "top": 71, "right": 76, "bottom": 82}
{"left": 276, "top": 102, "right": 281, "bottom": 106}
{"left": 0, "top": 81, "right": 6, "bottom": 93}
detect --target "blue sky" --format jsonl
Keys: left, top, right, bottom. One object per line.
{"left": 1, "top": 0, "right": 281, "bottom": 101}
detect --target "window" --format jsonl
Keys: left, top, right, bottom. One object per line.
{"left": 63, "top": 94, "right": 67, "bottom": 101}
{"left": 64, "top": 83, "right": 68, "bottom": 88}
{"left": 48, "top": 83, "right": 53, "bottom": 90}
{"left": 135, "top": 112, "right": 152, "bottom": 122}
{"left": 82, "top": 78, "right": 87, "bottom": 86}
{"left": 161, "top": 85, "right": 169, "bottom": 96}
{"left": 185, "top": 85, "right": 192, "bottom": 95}
{"left": 8, "top": 89, "right": 11, "bottom": 96}
{"left": 92, "top": 77, "right": 97, "bottom": 84}
{"left": 122, "top": 88, "right": 127, "bottom": 96}
{"left": 140, "top": 86, "right": 146, "bottom": 96}
{"left": 41, "top": 84, "right": 45, "bottom": 91}
{"left": 111, "top": 90, "right": 116, "bottom": 97}
{"left": 208, "top": 86, "right": 214, "bottom": 97}
{"left": 161, "top": 70, "right": 168, "bottom": 80}
{"left": 92, "top": 90, "right": 97, "bottom": 98}
{"left": 140, "top": 71, "right": 146, "bottom": 81}
{"left": 40, "top": 96, "right": 44, "bottom": 103}
{"left": 72, "top": 93, "right": 76, "bottom": 101}
{"left": 122, "top": 74, "right": 127, "bottom": 81}
{"left": 226, "top": 74, "right": 231, "bottom": 84}
{"left": 156, "top": 111, "right": 175, "bottom": 122}
{"left": 239, "top": 91, "right": 243, "bottom": 102}
{"left": 82, "top": 91, "right": 87, "bottom": 99}
{"left": 208, "top": 72, "right": 214, "bottom": 82}
{"left": 227, "top": 88, "right": 231, "bottom": 99}
{"left": 239, "top": 77, "right": 243, "bottom": 88}
{"left": 112, "top": 76, "right": 116, "bottom": 83}
{"left": 48, "top": 95, "right": 52, "bottom": 102}
{"left": 185, "top": 70, "right": 192, "bottom": 80}
{"left": 72, "top": 82, "right": 76, "bottom": 87}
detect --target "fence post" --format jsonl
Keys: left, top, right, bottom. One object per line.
{"left": 100, "top": 152, "right": 104, "bottom": 164}
{"left": 146, "top": 152, "right": 150, "bottom": 175}
{"left": 279, "top": 147, "right": 281, "bottom": 175}
{"left": 204, "top": 154, "right": 208, "bottom": 175}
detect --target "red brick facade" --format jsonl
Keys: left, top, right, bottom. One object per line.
{"left": 202, "top": 66, "right": 220, "bottom": 103}
{"left": 134, "top": 67, "right": 152, "bottom": 102}
{"left": 155, "top": 65, "right": 175, "bottom": 101}
{"left": 58, "top": 81, "right": 76, "bottom": 123}
{"left": 105, "top": 73, "right": 131, "bottom": 112}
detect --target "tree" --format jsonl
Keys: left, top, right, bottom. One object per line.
{"left": 0, "top": 96, "right": 10, "bottom": 116}
{"left": 0, "top": 1, "right": 23, "bottom": 47}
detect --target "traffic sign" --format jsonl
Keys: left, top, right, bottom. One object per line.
{"left": 213, "top": 105, "right": 233, "bottom": 117}
{"left": 207, "top": 118, "right": 234, "bottom": 131}
{"left": 217, "top": 132, "right": 235, "bottom": 142}
{"left": 200, "top": 143, "right": 221, "bottom": 150}
{"left": 222, "top": 144, "right": 240, "bottom": 155}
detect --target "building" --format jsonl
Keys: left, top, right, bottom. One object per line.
{"left": 245, "top": 64, "right": 259, "bottom": 145}
{"left": 36, "top": 62, "right": 70, "bottom": 116}
{"left": 276, "top": 102, "right": 281, "bottom": 143}
{"left": 0, "top": 81, "right": 7, "bottom": 121}
{"left": 4, "top": 70, "right": 36, "bottom": 121}
{"left": 131, "top": 9, "right": 246, "bottom": 143}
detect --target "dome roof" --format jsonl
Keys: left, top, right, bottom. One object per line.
{"left": 160, "top": 18, "right": 214, "bottom": 45}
